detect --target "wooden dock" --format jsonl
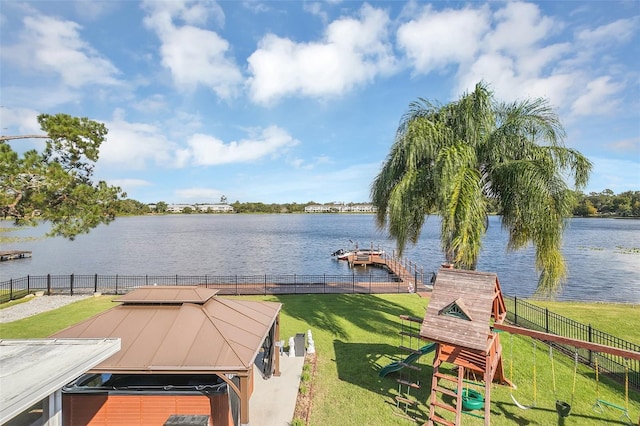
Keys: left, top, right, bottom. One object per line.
{"left": 0, "top": 250, "right": 32, "bottom": 261}
{"left": 346, "top": 253, "right": 429, "bottom": 293}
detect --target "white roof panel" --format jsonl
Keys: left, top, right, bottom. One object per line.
{"left": 0, "top": 338, "right": 121, "bottom": 424}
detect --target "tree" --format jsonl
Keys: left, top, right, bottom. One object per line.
{"left": 1, "top": 113, "right": 124, "bottom": 240}
{"left": 371, "top": 82, "right": 592, "bottom": 297}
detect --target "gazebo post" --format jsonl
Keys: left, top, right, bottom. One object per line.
{"left": 273, "top": 314, "right": 281, "bottom": 377}
{"left": 240, "top": 374, "right": 251, "bottom": 426}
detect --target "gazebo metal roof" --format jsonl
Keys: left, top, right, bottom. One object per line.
{"left": 53, "top": 286, "right": 281, "bottom": 374}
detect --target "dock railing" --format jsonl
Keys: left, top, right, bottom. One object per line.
{"left": 505, "top": 295, "right": 639, "bottom": 390}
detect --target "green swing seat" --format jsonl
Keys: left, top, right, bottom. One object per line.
{"left": 455, "top": 388, "right": 484, "bottom": 411}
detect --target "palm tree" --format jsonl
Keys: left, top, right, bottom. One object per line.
{"left": 371, "top": 82, "right": 591, "bottom": 296}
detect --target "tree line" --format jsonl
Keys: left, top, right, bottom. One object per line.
{"left": 115, "top": 192, "right": 639, "bottom": 217}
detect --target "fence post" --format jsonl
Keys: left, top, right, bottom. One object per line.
{"left": 324, "top": 274, "right": 326, "bottom": 294}
{"left": 514, "top": 296, "right": 518, "bottom": 325}
{"left": 588, "top": 325, "right": 593, "bottom": 365}
{"left": 352, "top": 272, "right": 355, "bottom": 294}
{"left": 264, "top": 274, "right": 267, "bottom": 296}
{"left": 27, "top": 275, "right": 30, "bottom": 294}
{"left": 369, "top": 273, "right": 372, "bottom": 294}
{"left": 235, "top": 275, "right": 238, "bottom": 296}
{"left": 70, "top": 274, "right": 74, "bottom": 296}
{"left": 47, "top": 274, "right": 51, "bottom": 295}
{"left": 9, "top": 279, "right": 12, "bottom": 301}
{"left": 94, "top": 274, "right": 98, "bottom": 293}
{"left": 545, "top": 308, "right": 549, "bottom": 334}
{"left": 115, "top": 274, "right": 118, "bottom": 295}
{"left": 176, "top": 274, "right": 179, "bottom": 285}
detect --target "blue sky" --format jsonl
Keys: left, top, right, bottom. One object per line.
{"left": 1, "top": 0, "right": 638, "bottom": 205}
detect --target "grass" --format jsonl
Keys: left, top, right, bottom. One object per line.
{"left": 530, "top": 300, "right": 640, "bottom": 344}
{"left": 0, "top": 291, "right": 32, "bottom": 308}
{"left": 0, "top": 295, "right": 118, "bottom": 338}
{"left": 1, "top": 293, "right": 638, "bottom": 425}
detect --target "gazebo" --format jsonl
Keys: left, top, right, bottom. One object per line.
{"left": 52, "top": 286, "right": 282, "bottom": 426}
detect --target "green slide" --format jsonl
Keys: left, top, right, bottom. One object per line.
{"left": 378, "top": 343, "right": 437, "bottom": 377}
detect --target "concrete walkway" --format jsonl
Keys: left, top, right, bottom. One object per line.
{"left": 249, "top": 354, "right": 305, "bottom": 426}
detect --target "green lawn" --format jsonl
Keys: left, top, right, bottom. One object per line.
{"left": 530, "top": 300, "right": 640, "bottom": 344}
{"left": 1, "top": 293, "right": 638, "bottom": 425}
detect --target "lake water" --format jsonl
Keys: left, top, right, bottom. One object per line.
{"left": 1, "top": 215, "right": 639, "bottom": 303}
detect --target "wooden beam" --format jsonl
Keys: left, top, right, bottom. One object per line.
{"left": 493, "top": 323, "right": 640, "bottom": 361}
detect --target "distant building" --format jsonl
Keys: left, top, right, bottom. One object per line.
{"left": 197, "top": 204, "right": 234, "bottom": 213}
{"left": 304, "top": 203, "right": 377, "bottom": 213}
{"left": 166, "top": 204, "right": 194, "bottom": 213}
{"left": 166, "top": 204, "right": 234, "bottom": 213}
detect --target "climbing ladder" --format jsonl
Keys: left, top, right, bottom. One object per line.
{"left": 427, "top": 359, "right": 466, "bottom": 426}
{"left": 394, "top": 315, "right": 424, "bottom": 420}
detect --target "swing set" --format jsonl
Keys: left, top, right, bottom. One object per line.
{"left": 593, "top": 355, "right": 633, "bottom": 424}
{"left": 495, "top": 323, "right": 639, "bottom": 422}
{"left": 508, "top": 334, "right": 537, "bottom": 410}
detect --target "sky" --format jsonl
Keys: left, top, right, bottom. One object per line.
{"left": 1, "top": 0, "right": 638, "bottom": 205}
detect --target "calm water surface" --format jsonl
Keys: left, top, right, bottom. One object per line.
{"left": 2, "top": 215, "right": 639, "bottom": 303}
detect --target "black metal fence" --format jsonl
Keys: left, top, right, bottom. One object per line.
{"left": 505, "top": 295, "right": 639, "bottom": 390}
{"left": 0, "top": 272, "right": 421, "bottom": 303}
{"left": 2, "top": 274, "right": 637, "bottom": 390}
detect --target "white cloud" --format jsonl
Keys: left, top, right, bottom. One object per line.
{"left": 571, "top": 76, "right": 624, "bottom": 116}
{"left": 0, "top": 107, "right": 44, "bottom": 136}
{"left": 289, "top": 154, "right": 332, "bottom": 170}
{"left": 247, "top": 4, "right": 396, "bottom": 104}
{"left": 108, "top": 178, "right": 152, "bottom": 189}
{"left": 101, "top": 111, "right": 181, "bottom": 169}
{"left": 186, "top": 125, "right": 299, "bottom": 165}
{"left": 142, "top": 0, "right": 241, "bottom": 98}
{"left": 484, "top": 2, "right": 557, "bottom": 55}
{"left": 576, "top": 17, "right": 638, "bottom": 46}
{"left": 396, "top": 5, "right": 489, "bottom": 73}
{"left": 132, "top": 94, "right": 167, "bottom": 112}
{"left": 74, "top": 0, "right": 119, "bottom": 21}
{"left": 607, "top": 137, "right": 640, "bottom": 155}
{"left": 1, "top": 14, "right": 120, "bottom": 87}
{"left": 175, "top": 187, "right": 224, "bottom": 201}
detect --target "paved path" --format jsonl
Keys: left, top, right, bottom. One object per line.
{"left": 0, "top": 295, "right": 91, "bottom": 323}
{"left": 250, "top": 354, "right": 305, "bottom": 426}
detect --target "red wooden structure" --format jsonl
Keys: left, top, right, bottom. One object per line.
{"left": 419, "top": 268, "right": 511, "bottom": 426}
